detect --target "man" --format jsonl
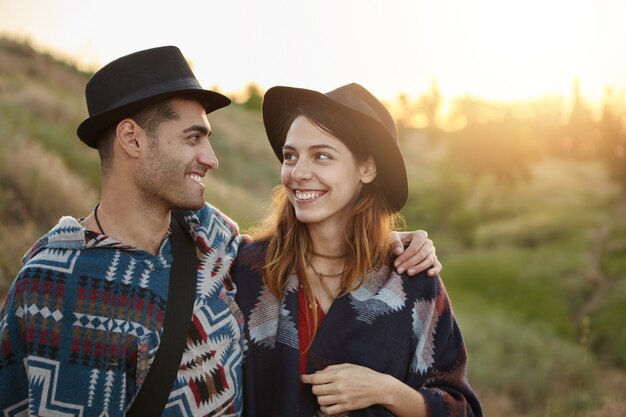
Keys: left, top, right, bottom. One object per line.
{"left": 0, "top": 46, "right": 440, "bottom": 416}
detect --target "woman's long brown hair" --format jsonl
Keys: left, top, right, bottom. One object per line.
{"left": 252, "top": 103, "right": 405, "bottom": 347}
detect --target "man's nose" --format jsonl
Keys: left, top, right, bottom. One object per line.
{"left": 198, "top": 141, "right": 219, "bottom": 171}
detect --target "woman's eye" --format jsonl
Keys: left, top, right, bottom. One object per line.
{"left": 317, "top": 153, "right": 331, "bottom": 160}
{"left": 283, "top": 153, "right": 297, "bottom": 162}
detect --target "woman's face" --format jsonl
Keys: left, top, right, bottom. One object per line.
{"left": 281, "top": 115, "right": 376, "bottom": 231}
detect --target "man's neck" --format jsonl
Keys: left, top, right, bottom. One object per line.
{"left": 82, "top": 192, "right": 171, "bottom": 255}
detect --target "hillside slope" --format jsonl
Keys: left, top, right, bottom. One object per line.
{"left": 0, "top": 38, "right": 278, "bottom": 288}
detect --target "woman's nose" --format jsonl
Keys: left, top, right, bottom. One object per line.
{"left": 291, "top": 158, "right": 312, "bottom": 180}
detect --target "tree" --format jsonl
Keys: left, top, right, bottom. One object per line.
{"left": 598, "top": 89, "right": 626, "bottom": 189}
{"left": 242, "top": 83, "right": 264, "bottom": 111}
{"left": 415, "top": 77, "right": 442, "bottom": 132}
{"left": 562, "top": 80, "right": 599, "bottom": 158}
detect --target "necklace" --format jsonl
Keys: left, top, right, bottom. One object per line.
{"left": 306, "top": 257, "right": 346, "bottom": 301}
{"left": 308, "top": 250, "right": 347, "bottom": 260}
{"left": 308, "top": 264, "right": 337, "bottom": 300}
{"left": 94, "top": 203, "right": 106, "bottom": 235}
{"left": 307, "top": 260, "right": 345, "bottom": 278}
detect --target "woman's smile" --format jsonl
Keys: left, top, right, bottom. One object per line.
{"left": 294, "top": 189, "right": 326, "bottom": 201}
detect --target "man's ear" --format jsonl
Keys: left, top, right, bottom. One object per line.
{"left": 115, "top": 119, "right": 145, "bottom": 158}
{"left": 360, "top": 156, "right": 377, "bottom": 184}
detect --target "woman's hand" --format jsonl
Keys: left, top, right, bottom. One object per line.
{"left": 302, "top": 363, "right": 427, "bottom": 416}
{"left": 390, "top": 230, "right": 442, "bottom": 276}
{"left": 301, "top": 363, "right": 384, "bottom": 414}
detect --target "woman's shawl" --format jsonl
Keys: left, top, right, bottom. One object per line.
{"left": 233, "top": 242, "right": 482, "bottom": 417}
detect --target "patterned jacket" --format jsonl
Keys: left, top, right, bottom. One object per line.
{"left": 0, "top": 203, "right": 244, "bottom": 416}
{"left": 232, "top": 243, "right": 482, "bottom": 417}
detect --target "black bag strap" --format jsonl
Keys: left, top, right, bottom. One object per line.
{"left": 127, "top": 210, "right": 198, "bottom": 417}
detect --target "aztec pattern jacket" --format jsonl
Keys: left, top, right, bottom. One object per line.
{"left": 0, "top": 203, "right": 244, "bottom": 417}
{"left": 232, "top": 242, "right": 482, "bottom": 417}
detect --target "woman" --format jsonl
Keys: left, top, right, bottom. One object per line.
{"left": 233, "top": 83, "right": 482, "bottom": 416}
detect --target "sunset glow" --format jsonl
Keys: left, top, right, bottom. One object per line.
{"left": 1, "top": 0, "right": 624, "bottom": 105}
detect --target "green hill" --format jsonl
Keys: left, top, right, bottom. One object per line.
{"left": 1, "top": 38, "right": 625, "bottom": 416}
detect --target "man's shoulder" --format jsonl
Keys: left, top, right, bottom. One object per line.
{"left": 185, "top": 203, "right": 240, "bottom": 235}
{"left": 178, "top": 203, "right": 243, "bottom": 256}
{"left": 22, "top": 216, "right": 86, "bottom": 265}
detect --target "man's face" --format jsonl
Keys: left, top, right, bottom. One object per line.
{"left": 136, "top": 98, "right": 218, "bottom": 211}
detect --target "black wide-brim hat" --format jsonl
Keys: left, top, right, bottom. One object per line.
{"left": 263, "top": 83, "right": 408, "bottom": 212}
{"left": 77, "top": 46, "right": 231, "bottom": 148}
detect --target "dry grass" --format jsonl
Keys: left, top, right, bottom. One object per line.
{"left": 0, "top": 135, "right": 97, "bottom": 225}
{"left": 1, "top": 80, "right": 84, "bottom": 123}
{"left": 0, "top": 37, "right": 89, "bottom": 94}
{"left": 0, "top": 221, "right": 39, "bottom": 293}
{"left": 0, "top": 133, "right": 97, "bottom": 290}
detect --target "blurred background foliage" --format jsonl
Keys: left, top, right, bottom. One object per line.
{"left": 0, "top": 37, "right": 625, "bottom": 416}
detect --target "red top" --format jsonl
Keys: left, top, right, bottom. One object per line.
{"left": 298, "top": 288, "right": 326, "bottom": 375}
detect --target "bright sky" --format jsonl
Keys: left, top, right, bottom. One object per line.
{"left": 1, "top": 0, "right": 625, "bottom": 106}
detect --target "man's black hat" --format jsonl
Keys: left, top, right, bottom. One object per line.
{"left": 77, "top": 46, "right": 230, "bottom": 148}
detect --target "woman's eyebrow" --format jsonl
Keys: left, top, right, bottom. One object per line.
{"left": 282, "top": 144, "right": 339, "bottom": 152}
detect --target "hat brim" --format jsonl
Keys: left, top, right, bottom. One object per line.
{"left": 77, "top": 88, "right": 230, "bottom": 148}
{"left": 262, "top": 86, "right": 408, "bottom": 212}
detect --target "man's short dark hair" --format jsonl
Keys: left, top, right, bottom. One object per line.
{"left": 96, "top": 99, "right": 179, "bottom": 171}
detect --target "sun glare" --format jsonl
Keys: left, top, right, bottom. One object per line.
{"left": 411, "top": 0, "right": 624, "bottom": 104}
{"left": 0, "top": 0, "right": 624, "bottom": 105}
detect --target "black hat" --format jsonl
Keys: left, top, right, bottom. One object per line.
{"left": 77, "top": 46, "right": 230, "bottom": 148}
{"left": 262, "top": 83, "right": 408, "bottom": 212}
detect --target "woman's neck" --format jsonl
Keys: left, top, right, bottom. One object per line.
{"left": 304, "top": 223, "right": 350, "bottom": 313}
{"left": 307, "top": 223, "right": 348, "bottom": 258}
